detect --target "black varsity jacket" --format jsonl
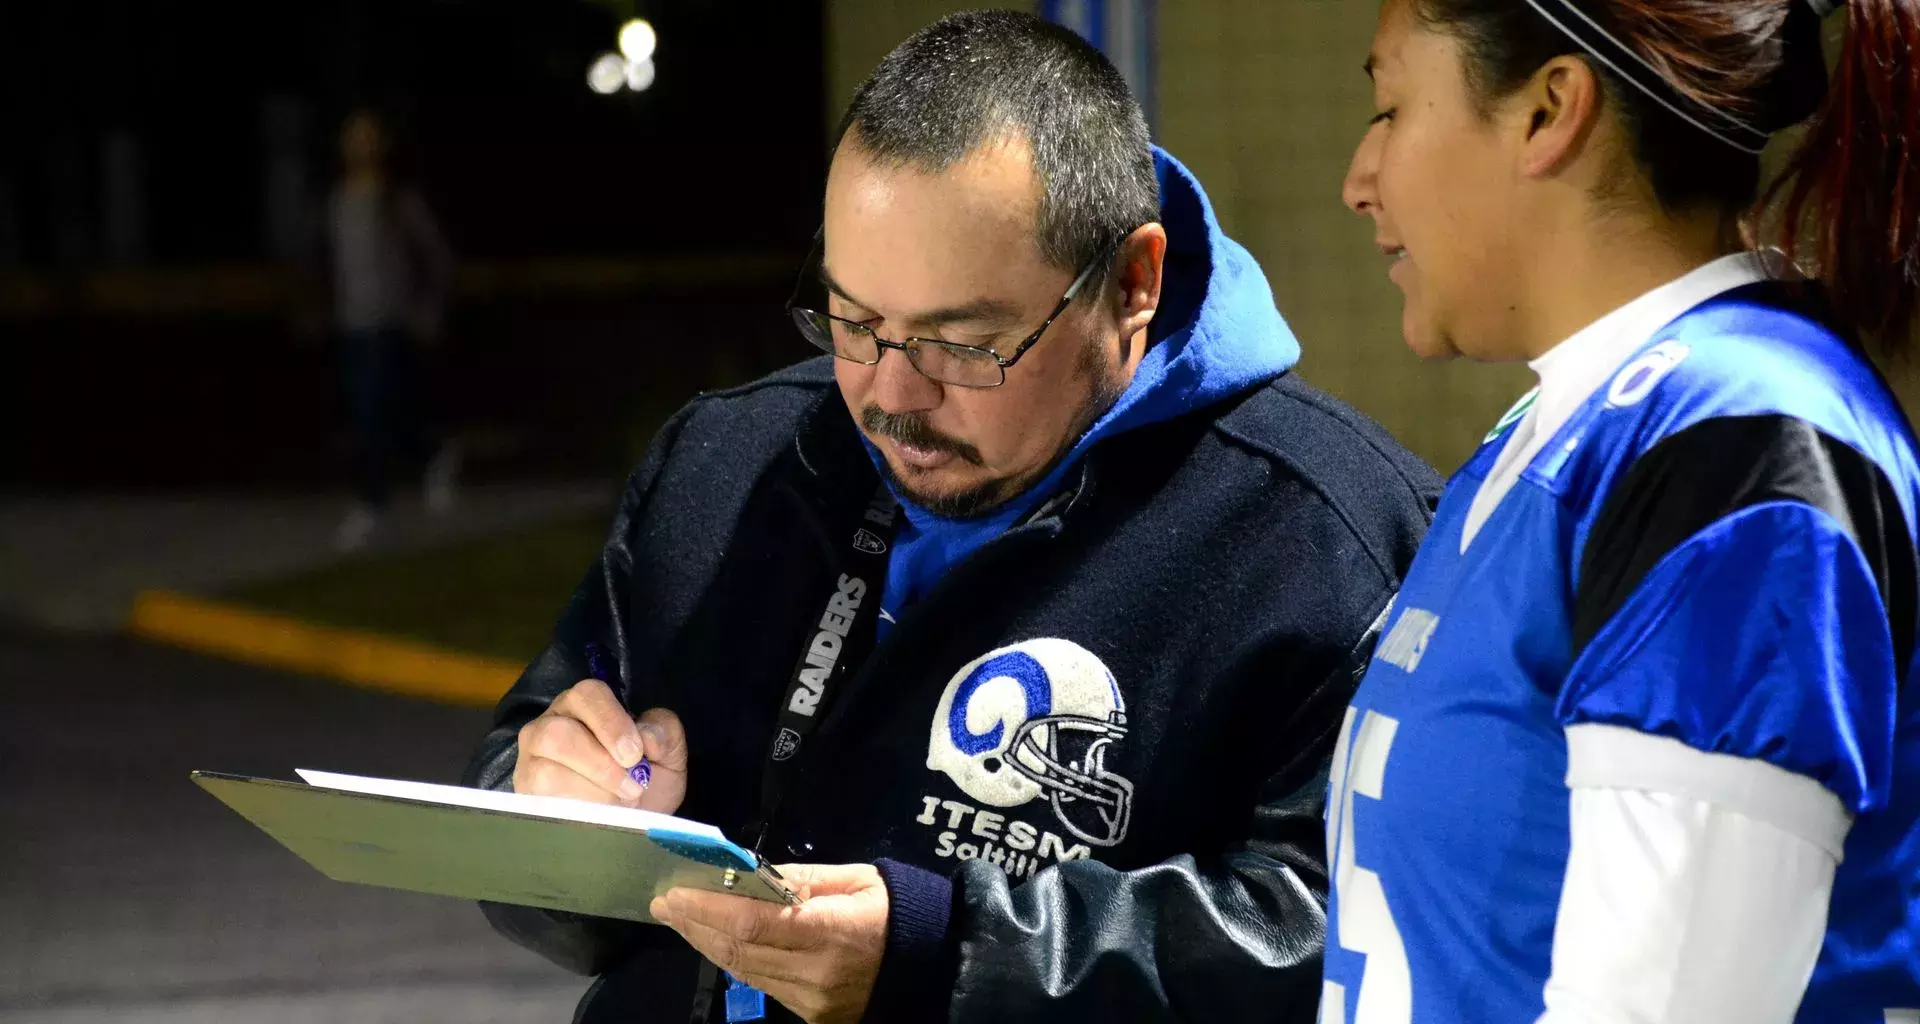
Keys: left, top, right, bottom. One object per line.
{"left": 463, "top": 356, "right": 1439, "bottom": 1023}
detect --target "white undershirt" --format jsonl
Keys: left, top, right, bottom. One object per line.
{"left": 1540, "top": 728, "right": 1848, "bottom": 1024}
{"left": 1453, "top": 252, "right": 1851, "bottom": 1023}
{"left": 1461, "top": 252, "right": 1773, "bottom": 551}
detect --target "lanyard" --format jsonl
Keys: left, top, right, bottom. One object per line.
{"left": 688, "top": 481, "right": 901, "bottom": 1024}
{"left": 753, "top": 483, "right": 900, "bottom": 851}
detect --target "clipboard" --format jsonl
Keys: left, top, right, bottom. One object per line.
{"left": 191, "top": 769, "right": 797, "bottom": 924}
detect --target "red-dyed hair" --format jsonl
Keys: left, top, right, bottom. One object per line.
{"left": 1771, "top": 0, "right": 1920, "bottom": 345}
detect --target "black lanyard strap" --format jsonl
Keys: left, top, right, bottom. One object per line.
{"left": 755, "top": 484, "right": 900, "bottom": 850}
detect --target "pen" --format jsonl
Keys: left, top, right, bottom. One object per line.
{"left": 584, "top": 642, "right": 650, "bottom": 791}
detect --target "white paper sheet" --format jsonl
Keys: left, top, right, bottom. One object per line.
{"left": 294, "top": 769, "right": 725, "bottom": 841}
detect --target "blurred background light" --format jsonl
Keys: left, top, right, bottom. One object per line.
{"left": 587, "top": 51, "right": 627, "bottom": 95}
{"left": 618, "top": 18, "right": 658, "bottom": 64}
{"left": 626, "top": 57, "right": 656, "bottom": 92}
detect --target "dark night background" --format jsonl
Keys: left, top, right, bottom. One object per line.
{"left": 1, "top": 0, "right": 827, "bottom": 489}
{"left": 1, "top": 3, "right": 833, "bottom": 1019}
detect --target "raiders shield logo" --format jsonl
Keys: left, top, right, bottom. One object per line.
{"left": 770, "top": 727, "right": 802, "bottom": 761}
{"left": 852, "top": 528, "right": 889, "bottom": 555}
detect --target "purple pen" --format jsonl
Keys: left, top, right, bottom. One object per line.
{"left": 585, "top": 642, "right": 650, "bottom": 791}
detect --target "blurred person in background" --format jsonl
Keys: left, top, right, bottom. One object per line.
{"left": 1327, "top": 0, "right": 1920, "bottom": 1021}
{"left": 319, "top": 107, "right": 457, "bottom": 551}
{"left": 464, "top": 11, "right": 1437, "bottom": 1024}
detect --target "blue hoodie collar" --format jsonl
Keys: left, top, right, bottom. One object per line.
{"left": 872, "top": 146, "right": 1301, "bottom": 530}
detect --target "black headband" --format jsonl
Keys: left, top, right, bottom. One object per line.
{"left": 1524, "top": 0, "right": 1848, "bottom": 155}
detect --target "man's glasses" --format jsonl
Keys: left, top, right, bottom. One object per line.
{"left": 787, "top": 237, "right": 1109, "bottom": 390}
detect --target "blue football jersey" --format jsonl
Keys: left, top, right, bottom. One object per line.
{"left": 1322, "top": 285, "right": 1920, "bottom": 1023}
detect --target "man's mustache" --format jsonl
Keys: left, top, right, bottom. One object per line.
{"left": 860, "top": 406, "right": 984, "bottom": 466}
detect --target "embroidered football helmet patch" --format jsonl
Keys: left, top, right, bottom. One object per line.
{"left": 927, "top": 638, "right": 1134, "bottom": 847}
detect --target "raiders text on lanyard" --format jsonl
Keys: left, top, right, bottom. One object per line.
{"left": 768, "top": 485, "right": 899, "bottom": 763}
{"left": 786, "top": 573, "right": 870, "bottom": 718}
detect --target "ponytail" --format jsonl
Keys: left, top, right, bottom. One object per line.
{"left": 1772, "top": 0, "right": 1920, "bottom": 350}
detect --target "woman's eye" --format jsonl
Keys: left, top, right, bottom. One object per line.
{"left": 1369, "top": 108, "right": 1396, "bottom": 126}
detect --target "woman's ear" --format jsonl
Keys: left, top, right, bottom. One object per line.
{"left": 1515, "top": 54, "right": 1607, "bottom": 180}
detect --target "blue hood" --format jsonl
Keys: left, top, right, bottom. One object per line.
{"left": 1062, "top": 148, "right": 1302, "bottom": 451}
{"left": 872, "top": 147, "right": 1301, "bottom": 627}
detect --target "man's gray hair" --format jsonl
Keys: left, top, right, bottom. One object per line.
{"left": 834, "top": 9, "right": 1160, "bottom": 272}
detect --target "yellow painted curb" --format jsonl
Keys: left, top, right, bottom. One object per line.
{"left": 128, "top": 590, "right": 519, "bottom": 708}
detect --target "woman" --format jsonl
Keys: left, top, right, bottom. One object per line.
{"left": 1326, "top": 1, "right": 1919, "bottom": 1021}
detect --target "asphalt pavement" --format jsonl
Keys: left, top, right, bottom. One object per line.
{"left": 0, "top": 627, "right": 586, "bottom": 1023}
{"left": 0, "top": 482, "right": 615, "bottom": 633}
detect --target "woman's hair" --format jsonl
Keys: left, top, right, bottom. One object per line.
{"left": 1414, "top": 0, "right": 1920, "bottom": 350}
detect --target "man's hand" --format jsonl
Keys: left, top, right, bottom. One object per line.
{"left": 513, "top": 680, "right": 688, "bottom": 814}
{"left": 652, "top": 863, "right": 889, "bottom": 1024}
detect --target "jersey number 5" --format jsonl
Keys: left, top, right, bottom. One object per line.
{"left": 1321, "top": 707, "right": 1411, "bottom": 1024}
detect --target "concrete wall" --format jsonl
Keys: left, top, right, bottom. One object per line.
{"left": 1156, "top": 1, "right": 1532, "bottom": 471}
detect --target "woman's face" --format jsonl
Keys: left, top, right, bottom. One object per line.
{"left": 1343, "top": 0, "right": 1528, "bottom": 361}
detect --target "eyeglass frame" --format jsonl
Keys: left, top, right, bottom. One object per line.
{"left": 785, "top": 231, "right": 1115, "bottom": 390}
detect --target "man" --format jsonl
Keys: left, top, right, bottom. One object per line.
{"left": 318, "top": 108, "right": 457, "bottom": 551}
{"left": 465, "top": 11, "right": 1438, "bottom": 1022}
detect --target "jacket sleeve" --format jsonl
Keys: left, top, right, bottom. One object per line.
{"left": 459, "top": 402, "right": 700, "bottom": 977}
{"left": 866, "top": 605, "right": 1385, "bottom": 1023}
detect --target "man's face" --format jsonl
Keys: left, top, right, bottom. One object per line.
{"left": 823, "top": 136, "right": 1133, "bottom": 519}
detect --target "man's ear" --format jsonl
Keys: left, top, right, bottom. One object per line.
{"left": 1114, "top": 222, "right": 1167, "bottom": 361}
{"left": 1515, "top": 54, "right": 1606, "bottom": 180}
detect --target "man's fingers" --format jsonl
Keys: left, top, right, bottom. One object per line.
{"left": 768, "top": 863, "right": 875, "bottom": 899}
{"left": 513, "top": 755, "right": 629, "bottom": 805}
{"left": 519, "top": 714, "right": 643, "bottom": 802}
{"left": 664, "top": 888, "right": 818, "bottom": 952}
{"left": 635, "top": 707, "right": 690, "bottom": 772}
{"left": 550, "top": 679, "right": 645, "bottom": 769}
{"left": 652, "top": 884, "right": 882, "bottom": 1024}
{"left": 671, "top": 918, "right": 818, "bottom": 1023}
{"left": 654, "top": 896, "right": 816, "bottom": 989}
{"left": 770, "top": 863, "right": 820, "bottom": 889}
